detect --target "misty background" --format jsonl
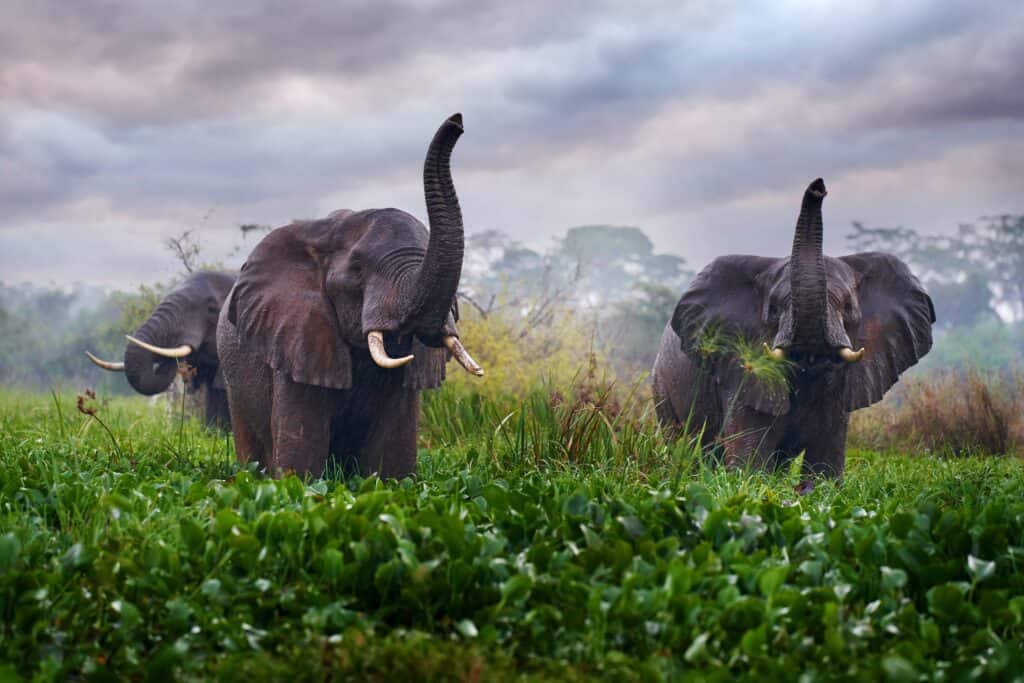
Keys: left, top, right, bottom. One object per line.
{"left": 1, "top": 0, "right": 1022, "bottom": 392}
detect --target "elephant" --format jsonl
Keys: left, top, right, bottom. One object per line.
{"left": 217, "top": 113, "right": 483, "bottom": 479}
{"left": 85, "top": 270, "right": 236, "bottom": 428}
{"left": 652, "top": 178, "right": 935, "bottom": 481}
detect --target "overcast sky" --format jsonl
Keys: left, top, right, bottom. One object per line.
{"left": 2, "top": 0, "right": 1021, "bottom": 288}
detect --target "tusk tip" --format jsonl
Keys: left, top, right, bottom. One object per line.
{"left": 838, "top": 347, "right": 865, "bottom": 363}
{"left": 84, "top": 350, "right": 125, "bottom": 371}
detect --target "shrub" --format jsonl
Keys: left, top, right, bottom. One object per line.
{"left": 849, "top": 368, "right": 1023, "bottom": 456}
{"left": 444, "top": 305, "right": 607, "bottom": 401}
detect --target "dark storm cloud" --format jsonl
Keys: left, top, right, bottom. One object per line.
{"left": 1, "top": 0, "right": 1022, "bottom": 286}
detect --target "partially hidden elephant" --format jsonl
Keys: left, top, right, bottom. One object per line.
{"left": 86, "top": 270, "right": 236, "bottom": 428}
{"left": 652, "top": 178, "right": 935, "bottom": 480}
{"left": 217, "top": 113, "right": 482, "bottom": 479}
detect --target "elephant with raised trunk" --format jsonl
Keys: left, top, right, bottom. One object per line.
{"left": 85, "top": 270, "right": 236, "bottom": 428}
{"left": 218, "top": 113, "right": 482, "bottom": 479}
{"left": 653, "top": 179, "right": 935, "bottom": 481}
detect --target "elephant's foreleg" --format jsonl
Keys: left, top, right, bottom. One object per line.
{"left": 360, "top": 389, "right": 420, "bottom": 479}
{"left": 270, "top": 372, "right": 332, "bottom": 478}
{"left": 205, "top": 385, "right": 231, "bottom": 430}
{"left": 720, "top": 406, "right": 781, "bottom": 471}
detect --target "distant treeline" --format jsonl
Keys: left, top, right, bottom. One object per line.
{"left": 2, "top": 216, "right": 1022, "bottom": 394}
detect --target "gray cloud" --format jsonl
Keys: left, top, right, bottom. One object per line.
{"left": 1, "top": 0, "right": 1022, "bottom": 287}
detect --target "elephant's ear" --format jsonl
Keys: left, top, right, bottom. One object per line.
{"left": 228, "top": 222, "right": 352, "bottom": 390}
{"left": 839, "top": 252, "right": 935, "bottom": 410}
{"left": 671, "top": 256, "right": 780, "bottom": 355}
{"left": 671, "top": 255, "right": 789, "bottom": 415}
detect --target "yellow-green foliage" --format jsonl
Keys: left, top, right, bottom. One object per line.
{"left": 445, "top": 306, "right": 607, "bottom": 401}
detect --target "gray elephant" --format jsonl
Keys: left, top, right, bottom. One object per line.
{"left": 86, "top": 270, "right": 236, "bottom": 428}
{"left": 217, "top": 113, "right": 482, "bottom": 479}
{"left": 652, "top": 179, "right": 935, "bottom": 480}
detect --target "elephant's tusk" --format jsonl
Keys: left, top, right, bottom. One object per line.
{"left": 125, "top": 335, "right": 193, "bottom": 359}
{"left": 84, "top": 351, "right": 124, "bottom": 371}
{"left": 763, "top": 343, "right": 786, "bottom": 361}
{"left": 367, "top": 331, "right": 414, "bottom": 369}
{"left": 838, "top": 346, "right": 865, "bottom": 363}
{"left": 444, "top": 336, "right": 484, "bottom": 377}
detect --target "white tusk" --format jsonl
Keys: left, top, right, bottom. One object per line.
{"left": 85, "top": 351, "right": 124, "bottom": 371}
{"left": 763, "top": 343, "right": 786, "bottom": 361}
{"left": 367, "top": 331, "right": 414, "bottom": 369}
{"left": 838, "top": 346, "right": 865, "bottom": 363}
{"left": 444, "top": 336, "right": 484, "bottom": 376}
{"left": 125, "top": 335, "right": 193, "bottom": 358}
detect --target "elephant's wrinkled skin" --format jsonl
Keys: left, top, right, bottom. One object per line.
{"left": 86, "top": 270, "right": 236, "bottom": 428}
{"left": 218, "top": 114, "right": 481, "bottom": 479}
{"left": 652, "top": 179, "right": 935, "bottom": 479}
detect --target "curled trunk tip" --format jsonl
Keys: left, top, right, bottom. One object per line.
{"left": 803, "top": 178, "right": 827, "bottom": 204}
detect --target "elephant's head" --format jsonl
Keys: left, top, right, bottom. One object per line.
{"left": 670, "top": 178, "right": 935, "bottom": 413}
{"left": 225, "top": 113, "right": 482, "bottom": 390}
{"left": 86, "top": 270, "right": 235, "bottom": 394}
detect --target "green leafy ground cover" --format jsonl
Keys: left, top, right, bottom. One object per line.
{"left": 1, "top": 389, "right": 1023, "bottom": 681}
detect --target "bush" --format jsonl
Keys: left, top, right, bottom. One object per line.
{"left": 849, "top": 369, "right": 1023, "bottom": 456}
{"left": 445, "top": 305, "right": 609, "bottom": 402}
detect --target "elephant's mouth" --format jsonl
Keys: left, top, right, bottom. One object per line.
{"left": 767, "top": 344, "right": 865, "bottom": 366}
{"left": 365, "top": 329, "right": 483, "bottom": 376}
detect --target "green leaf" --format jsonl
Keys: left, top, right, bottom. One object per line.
{"left": 881, "top": 566, "right": 908, "bottom": 592}
{"left": 0, "top": 533, "right": 20, "bottom": 571}
{"left": 616, "top": 515, "right": 645, "bottom": 540}
{"left": 881, "top": 655, "right": 918, "bottom": 683}
{"left": 967, "top": 555, "right": 996, "bottom": 583}
{"left": 563, "top": 493, "right": 588, "bottom": 518}
{"left": 501, "top": 574, "right": 533, "bottom": 605}
{"left": 455, "top": 619, "right": 478, "bottom": 639}
{"left": 684, "top": 632, "right": 710, "bottom": 663}
{"left": 179, "top": 518, "right": 205, "bottom": 553}
{"left": 758, "top": 564, "right": 789, "bottom": 598}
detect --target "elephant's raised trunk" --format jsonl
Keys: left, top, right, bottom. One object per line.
{"left": 789, "top": 178, "right": 828, "bottom": 348}
{"left": 403, "top": 113, "right": 465, "bottom": 335}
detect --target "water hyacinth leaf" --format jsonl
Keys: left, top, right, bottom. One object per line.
{"left": 684, "top": 632, "right": 710, "bottom": 663}
{"left": 798, "top": 559, "right": 824, "bottom": 584}
{"left": 928, "top": 583, "right": 966, "bottom": 623}
{"left": 112, "top": 600, "right": 142, "bottom": 632}
{"left": 563, "top": 493, "right": 588, "bottom": 518}
{"left": 179, "top": 518, "right": 206, "bottom": 553}
{"left": 0, "top": 533, "right": 20, "bottom": 571}
{"left": 455, "top": 619, "right": 478, "bottom": 639}
{"left": 881, "top": 655, "right": 919, "bottom": 683}
{"left": 501, "top": 574, "right": 533, "bottom": 605}
{"left": 881, "top": 566, "right": 908, "bottom": 592}
{"left": 967, "top": 555, "right": 996, "bottom": 583}
{"left": 758, "top": 564, "right": 789, "bottom": 598}
{"left": 617, "top": 515, "right": 645, "bottom": 540}
{"left": 61, "top": 543, "right": 91, "bottom": 571}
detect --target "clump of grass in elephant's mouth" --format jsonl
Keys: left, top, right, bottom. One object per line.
{"left": 734, "top": 337, "right": 793, "bottom": 394}
{"left": 694, "top": 324, "right": 794, "bottom": 395}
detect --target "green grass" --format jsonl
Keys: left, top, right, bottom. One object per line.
{"left": 1, "top": 388, "right": 1023, "bottom": 681}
